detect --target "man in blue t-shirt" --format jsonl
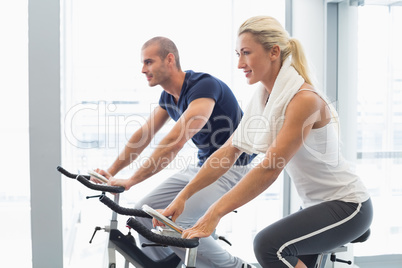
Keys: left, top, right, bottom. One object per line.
{"left": 94, "top": 37, "right": 255, "bottom": 268}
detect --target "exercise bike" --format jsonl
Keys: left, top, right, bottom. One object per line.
{"left": 57, "top": 166, "right": 199, "bottom": 268}
{"left": 58, "top": 166, "right": 370, "bottom": 268}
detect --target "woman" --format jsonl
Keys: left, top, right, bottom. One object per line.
{"left": 158, "top": 16, "right": 372, "bottom": 268}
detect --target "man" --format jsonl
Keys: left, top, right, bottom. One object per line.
{"left": 95, "top": 36, "right": 255, "bottom": 268}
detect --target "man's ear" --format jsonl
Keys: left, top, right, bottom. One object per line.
{"left": 166, "top": 53, "right": 176, "bottom": 67}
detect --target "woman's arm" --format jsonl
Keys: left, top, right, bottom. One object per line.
{"left": 182, "top": 90, "right": 327, "bottom": 239}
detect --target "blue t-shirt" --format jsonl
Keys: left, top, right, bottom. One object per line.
{"left": 159, "top": 70, "right": 255, "bottom": 166}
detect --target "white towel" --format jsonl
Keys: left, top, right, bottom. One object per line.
{"left": 232, "top": 57, "right": 305, "bottom": 154}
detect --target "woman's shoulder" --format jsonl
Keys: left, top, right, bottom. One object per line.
{"left": 298, "top": 82, "right": 315, "bottom": 93}
{"left": 294, "top": 83, "right": 324, "bottom": 103}
{"left": 286, "top": 84, "right": 324, "bottom": 118}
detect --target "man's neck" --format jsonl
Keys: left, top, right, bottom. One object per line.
{"left": 163, "top": 71, "right": 186, "bottom": 102}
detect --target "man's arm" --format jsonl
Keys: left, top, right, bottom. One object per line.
{"left": 106, "top": 106, "right": 170, "bottom": 176}
{"left": 111, "top": 98, "right": 215, "bottom": 190}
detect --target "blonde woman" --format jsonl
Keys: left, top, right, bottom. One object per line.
{"left": 158, "top": 16, "right": 373, "bottom": 268}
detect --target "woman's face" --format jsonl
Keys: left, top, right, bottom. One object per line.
{"left": 236, "top": 32, "right": 274, "bottom": 86}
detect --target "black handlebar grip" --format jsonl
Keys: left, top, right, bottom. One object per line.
{"left": 57, "top": 166, "right": 90, "bottom": 180}
{"left": 126, "top": 217, "right": 199, "bottom": 249}
{"left": 76, "top": 175, "right": 125, "bottom": 193}
{"left": 99, "top": 195, "right": 151, "bottom": 218}
{"left": 57, "top": 166, "right": 124, "bottom": 193}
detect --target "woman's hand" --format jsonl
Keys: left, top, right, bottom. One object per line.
{"left": 182, "top": 207, "right": 221, "bottom": 239}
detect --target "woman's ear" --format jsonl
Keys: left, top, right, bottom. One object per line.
{"left": 270, "top": 45, "right": 281, "bottom": 60}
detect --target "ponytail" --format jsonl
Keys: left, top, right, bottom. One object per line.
{"left": 288, "top": 38, "right": 313, "bottom": 85}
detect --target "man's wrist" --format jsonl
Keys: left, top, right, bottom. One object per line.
{"left": 107, "top": 166, "right": 118, "bottom": 177}
{"left": 127, "top": 174, "right": 141, "bottom": 188}
{"left": 178, "top": 185, "right": 196, "bottom": 202}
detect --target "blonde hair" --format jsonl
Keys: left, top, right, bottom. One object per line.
{"left": 238, "top": 16, "right": 313, "bottom": 85}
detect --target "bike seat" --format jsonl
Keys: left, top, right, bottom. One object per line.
{"left": 350, "top": 228, "right": 370, "bottom": 243}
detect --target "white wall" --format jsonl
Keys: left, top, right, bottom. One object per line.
{"left": 337, "top": 1, "right": 359, "bottom": 162}
{"left": 293, "top": 0, "right": 326, "bottom": 91}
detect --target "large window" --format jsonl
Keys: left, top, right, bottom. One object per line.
{"left": 0, "top": 1, "right": 31, "bottom": 267}
{"left": 356, "top": 4, "right": 402, "bottom": 256}
{"left": 61, "top": 1, "right": 286, "bottom": 266}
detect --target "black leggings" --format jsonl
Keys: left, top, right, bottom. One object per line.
{"left": 253, "top": 199, "right": 373, "bottom": 268}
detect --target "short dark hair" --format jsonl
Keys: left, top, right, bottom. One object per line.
{"left": 142, "top": 36, "right": 181, "bottom": 70}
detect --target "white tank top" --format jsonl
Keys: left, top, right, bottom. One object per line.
{"left": 285, "top": 91, "right": 370, "bottom": 208}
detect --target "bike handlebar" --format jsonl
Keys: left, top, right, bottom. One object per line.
{"left": 57, "top": 166, "right": 199, "bottom": 249}
{"left": 57, "top": 166, "right": 125, "bottom": 193}
{"left": 99, "top": 194, "right": 151, "bottom": 218}
{"left": 57, "top": 165, "right": 89, "bottom": 179}
{"left": 126, "top": 217, "right": 199, "bottom": 249}
{"left": 99, "top": 195, "right": 199, "bottom": 248}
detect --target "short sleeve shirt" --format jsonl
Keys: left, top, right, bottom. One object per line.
{"left": 159, "top": 70, "right": 255, "bottom": 165}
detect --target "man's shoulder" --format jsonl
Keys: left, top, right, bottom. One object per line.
{"left": 185, "top": 70, "right": 226, "bottom": 89}
{"left": 185, "top": 70, "right": 213, "bottom": 82}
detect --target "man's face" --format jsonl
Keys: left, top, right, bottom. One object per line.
{"left": 141, "top": 44, "right": 170, "bottom": 87}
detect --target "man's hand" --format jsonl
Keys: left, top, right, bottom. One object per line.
{"left": 89, "top": 168, "right": 132, "bottom": 191}
{"left": 153, "top": 196, "right": 186, "bottom": 227}
{"left": 89, "top": 168, "right": 112, "bottom": 184}
{"left": 108, "top": 177, "right": 133, "bottom": 191}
